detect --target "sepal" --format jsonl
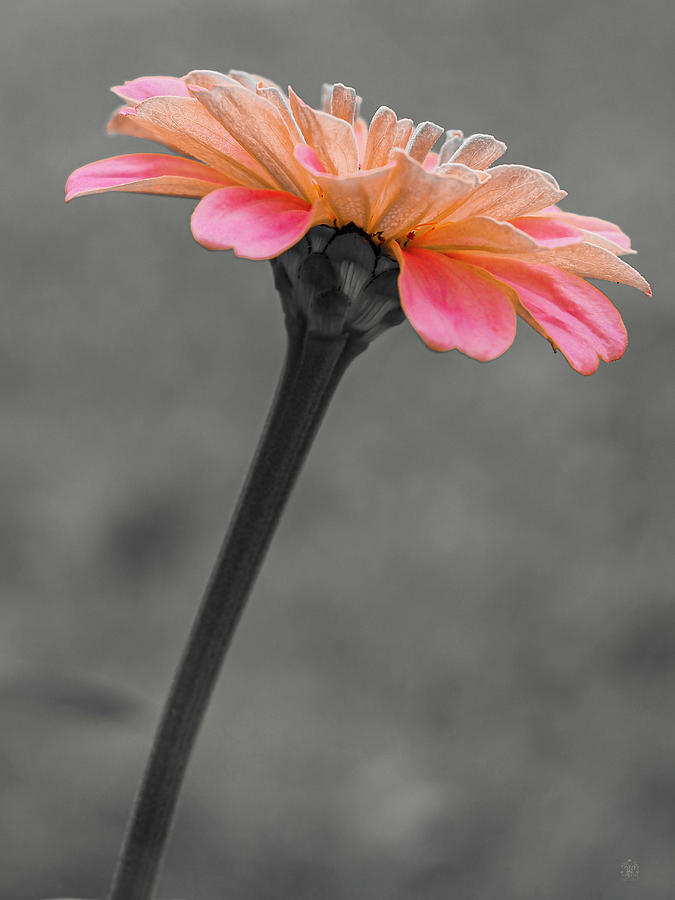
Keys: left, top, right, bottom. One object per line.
{"left": 271, "top": 225, "right": 404, "bottom": 345}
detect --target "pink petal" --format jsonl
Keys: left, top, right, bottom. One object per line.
{"left": 191, "top": 187, "right": 317, "bottom": 259}
{"left": 295, "top": 144, "right": 328, "bottom": 174}
{"left": 510, "top": 216, "right": 585, "bottom": 248}
{"left": 535, "top": 206, "right": 633, "bottom": 253}
{"left": 458, "top": 253, "right": 628, "bottom": 374}
{"left": 111, "top": 76, "right": 191, "bottom": 103}
{"left": 423, "top": 151, "right": 439, "bottom": 172}
{"left": 65, "top": 153, "right": 231, "bottom": 201}
{"left": 395, "top": 246, "right": 517, "bottom": 360}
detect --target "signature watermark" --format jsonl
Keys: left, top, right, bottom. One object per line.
{"left": 619, "top": 858, "right": 640, "bottom": 882}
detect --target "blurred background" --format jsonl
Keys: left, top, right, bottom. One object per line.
{"left": 2, "top": 0, "right": 674, "bottom": 897}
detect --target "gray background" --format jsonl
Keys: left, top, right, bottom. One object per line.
{"left": 2, "top": 0, "right": 674, "bottom": 898}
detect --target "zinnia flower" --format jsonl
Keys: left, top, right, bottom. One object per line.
{"left": 66, "top": 69, "right": 650, "bottom": 374}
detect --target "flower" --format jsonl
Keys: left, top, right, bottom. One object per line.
{"left": 66, "top": 69, "right": 650, "bottom": 374}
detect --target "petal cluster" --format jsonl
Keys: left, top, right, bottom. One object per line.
{"left": 66, "top": 70, "right": 650, "bottom": 374}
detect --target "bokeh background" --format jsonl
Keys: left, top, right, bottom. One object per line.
{"left": 2, "top": 0, "right": 674, "bottom": 898}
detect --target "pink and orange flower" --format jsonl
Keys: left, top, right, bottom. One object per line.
{"left": 66, "top": 69, "right": 650, "bottom": 374}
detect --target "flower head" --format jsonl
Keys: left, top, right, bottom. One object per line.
{"left": 66, "top": 70, "right": 650, "bottom": 374}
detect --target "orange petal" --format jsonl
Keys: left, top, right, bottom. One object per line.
{"left": 288, "top": 88, "right": 359, "bottom": 175}
{"left": 194, "top": 84, "right": 315, "bottom": 198}
{"left": 448, "top": 164, "right": 567, "bottom": 221}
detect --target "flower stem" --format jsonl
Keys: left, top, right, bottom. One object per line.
{"left": 107, "top": 320, "right": 366, "bottom": 900}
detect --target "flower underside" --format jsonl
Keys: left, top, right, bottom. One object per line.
{"left": 66, "top": 69, "right": 650, "bottom": 374}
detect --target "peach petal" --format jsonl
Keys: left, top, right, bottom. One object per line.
{"left": 394, "top": 246, "right": 517, "bottom": 359}
{"left": 191, "top": 187, "right": 317, "bottom": 259}
{"left": 449, "top": 134, "right": 507, "bottom": 170}
{"left": 320, "top": 83, "right": 333, "bottom": 112}
{"left": 226, "top": 69, "right": 282, "bottom": 92}
{"left": 65, "top": 153, "right": 231, "bottom": 201}
{"left": 510, "top": 216, "right": 585, "bottom": 248}
{"left": 183, "top": 70, "right": 241, "bottom": 90}
{"left": 354, "top": 116, "right": 368, "bottom": 166}
{"left": 295, "top": 147, "right": 394, "bottom": 231}
{"left": 111, "top": 76, "right": 191, "bottom": 102}
{"left": 256, "top": 85, "right": 305, "bottom": 143}
{"left": 415, "top": 217, "right": 539, "bottom": 253}
{"left": 448, "top": 165, "right": 567, "bottom": 222}
{"left": 107, "top": 104, "right": 161, "bottom": 138}
{"left": 437, "top": 130, "right": 464, "bottom": 165}
{"left": 288, "top": 88, "right": 359, "bottom": 176}
{"left": 405, "top": 121, "right": 444, "bottom": 164}
{"left": 423, "top": 151, "right": 439, "bottom": 172}
{"left": 363, "top": 106, "right": 398, "bottom": 170}
{"left": 329, "top": 83, "right": 358, "bottom": 124}
{"left": 533, "top": 206, "right": 633, "bottom": 253}
{"left": 129, "top": 96, "right": 277, "bottom": 189}
{"left": 194, "top": 85, "right": 315, "bottom": 198}
{"left": 107, "top": 104, "right": 217, "bottom": 164}
{"left": 390, "top": 118, "right": 414, "bottom": 152}
{"left": 458, "top": 254, "right": 628, "bottom": 374}
{"left": 508, "top": 242, "right": 651, "bottom": 294}
{"left": 372, "top": 150, "right": 485, "bottom": 239}
{"left": 227, "top": 70, "right": 259, "bottom": 91}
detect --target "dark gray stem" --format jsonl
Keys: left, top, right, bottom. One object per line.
{"left": 107, "top": 321, "right": 365, "bottom": 900}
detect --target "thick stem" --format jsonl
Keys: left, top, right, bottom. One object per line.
{"left": 107, "top": 323, "right": 364, "bottom": 900}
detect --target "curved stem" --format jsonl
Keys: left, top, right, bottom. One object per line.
{"left": 107, "top": 323, "right": 365, "bottom": 900}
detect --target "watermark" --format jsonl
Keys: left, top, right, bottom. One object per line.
{"left": 619, "top": 858, "right": 640, "bottom": 882}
